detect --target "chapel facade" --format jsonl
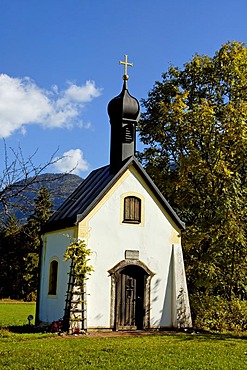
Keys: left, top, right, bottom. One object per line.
{"left": 36, "top": 56, "right": 192, "bottom": 331}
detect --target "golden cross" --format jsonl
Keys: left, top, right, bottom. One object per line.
{"left": 119, "top": 55, "right": 133, "bottom": 80}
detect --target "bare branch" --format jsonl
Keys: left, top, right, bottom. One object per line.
{"left": 0, "top": 141, "right": 70, "bottom": 224}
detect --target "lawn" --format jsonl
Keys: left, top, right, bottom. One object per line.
{"left": 0, "top": 301, "right": 247, "bottom": 369}
{"left": 0, "top": 300, "right": 36, "bottom": 327}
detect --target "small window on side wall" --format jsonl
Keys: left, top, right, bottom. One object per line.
{"left": 123, "top": 196, "right": 141, "bottom": 224}
{"left": 48, "top": 260, "right": 58, "bottom": 295}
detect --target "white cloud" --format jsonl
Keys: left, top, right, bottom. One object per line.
{"left": 0, "top": 74, "right": 102, "bottom": 137}
{"left": 53, "top": 148, "right": 89, "bottom": 175}
{"left": 65, "top": 80, "right": 101, "bottom": 103}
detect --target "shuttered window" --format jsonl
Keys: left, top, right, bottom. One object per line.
{"left": 48, "top": 260, "right": 58, "bottom": 295}
{"left": 123, "top": 196, "right": 141, "bottom": 223}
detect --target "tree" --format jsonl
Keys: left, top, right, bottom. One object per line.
{"left": 0, "top": 187, "right": 53, "bottom": 301}
{"left": 138, "top": 41, "right": 247, "bottom": 329}
{"left": 22, "top": 186, "right": 54, "bottom": 300}
{"left": 0, "top": 214, "right": 24, "bottom": 299}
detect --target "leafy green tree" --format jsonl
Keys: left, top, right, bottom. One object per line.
{"left": 22, "top": 186, "right": 53, "bottom": 300}
{"left": 0, "top": 187, "right": 53, "bottom": 301}
{"left": 0, "top": 214, "right": 24, "bottom": 299}
{"left": 139, "top": 41, "right": 247, "bottom": 329}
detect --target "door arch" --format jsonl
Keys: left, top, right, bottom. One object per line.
{"left": 108, "top": 260, "right": 154, "bottom": 330}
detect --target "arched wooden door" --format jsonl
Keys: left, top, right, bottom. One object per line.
{"left": 115, "top": 265, "right": 148, "bottom": 330}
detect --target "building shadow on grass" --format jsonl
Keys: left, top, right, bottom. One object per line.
{"left": 1, "top": 325, "right": 247, "bottom": 340}
{"left": 168, "top": 328, "right": 247, "bottom": 341}
{"left": 1, "top": 325, "right": 48, "bottom": 334}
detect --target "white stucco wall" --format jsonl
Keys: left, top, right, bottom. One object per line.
{"left": 39, "top": 165, "right": 191, "bottom": 328}
{"left": 79, "top": 167, "right": 184, "bottom": 328}
{"left": 39, "top": 229, "right": 74, "bottom": 323}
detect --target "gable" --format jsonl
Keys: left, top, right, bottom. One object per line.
{"left": 79, "top": 165, "right": 183, "bottom": 237}
{"left": 43, "top": 157, "right": 185, "bottom": 233}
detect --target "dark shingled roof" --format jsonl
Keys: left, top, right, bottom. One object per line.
{"left": 43, "top": 157, "right": 185, "bottom": 233}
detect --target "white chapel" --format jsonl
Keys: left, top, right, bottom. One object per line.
{"left": 36, "top": 56, "right": 192, "bottom": 331}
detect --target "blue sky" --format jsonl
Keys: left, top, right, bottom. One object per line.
{"left": 0, "top": 0, "right": 246, "bottom": 178}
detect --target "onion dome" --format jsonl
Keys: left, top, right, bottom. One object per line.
{"left": 108, "top": 55, "right": 140, "bottom": 172}
{"left": 108, "top": 80, "right": 140, "bottom": 123}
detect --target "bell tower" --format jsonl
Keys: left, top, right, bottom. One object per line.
{"left": 107, "top": 55, "right": 140, "bottom": 172}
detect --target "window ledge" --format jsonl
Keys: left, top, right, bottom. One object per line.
{"left": 122, "top": 220, "right": 141, "bottom": 224}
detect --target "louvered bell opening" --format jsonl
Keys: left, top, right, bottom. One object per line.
{"left": 123, "top": 123, "right": 134, "bottom": 143}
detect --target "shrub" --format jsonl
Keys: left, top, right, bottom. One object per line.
{"left": 191, "top": 293, "right": 247, "bottom": 332}
{"left": 49, "top": 319, "right": 64, "bottom": 333}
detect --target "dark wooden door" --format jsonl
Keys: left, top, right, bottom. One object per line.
{"left": 116, "top": 265, "right": 146, "bottom": 330}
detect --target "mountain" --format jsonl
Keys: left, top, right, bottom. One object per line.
{"left": 2, "top": 173, "right": 83, "bottom": 223}
{"left": 31, "top": 173, "right": 83, "bottom": 209}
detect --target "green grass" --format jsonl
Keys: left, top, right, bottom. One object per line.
{"left": 0, "top": 301, "right": 247, "bottom": 369}
{"left": 0, "top": 300, "right": 36, "bottom": 327}
{"left": 0, "top": 333, "right": 247, "bottom": 369}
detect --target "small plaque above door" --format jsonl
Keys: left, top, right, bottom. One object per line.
{"left": 125, "top": 250, "right": 139, "bottom": 260}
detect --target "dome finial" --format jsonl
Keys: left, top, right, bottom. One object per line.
{"left": 119, "top": 54, "right": 133, "bottom": 81}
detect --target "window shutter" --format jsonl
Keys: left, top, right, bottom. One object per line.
{"left": 124, "top": 196, "right": 141, "bottom": 223}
